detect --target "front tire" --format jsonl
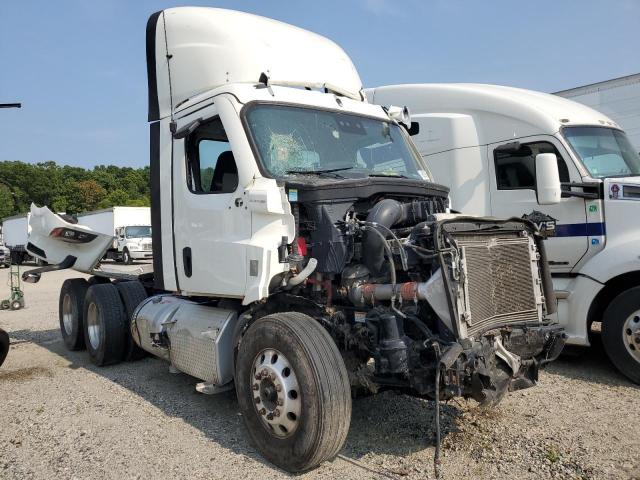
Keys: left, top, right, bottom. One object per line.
{"left": 59, "top": 278, "right": 90, "bottom": 351}
{"left": 235, "top": 312, "right": 351, "bottom": 473}
{"left": 122, "top": 248, "right": 133, "bottom": 265}
{"left": 602, "top": 286, "right": 640, "bottom": 384}
{"left": 83, "top": 283, "right": 127, "bottom": 366}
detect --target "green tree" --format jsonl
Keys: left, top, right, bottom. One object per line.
{"left": 69, "top": 179, "right": 107, "bottom": 212}
{"left": 0, "top": 185, "right": 15, "bottom": 219}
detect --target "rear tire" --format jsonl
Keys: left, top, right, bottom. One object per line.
{"left": 59, "top": 278, "right": 90, "bottom": 351}
{"left": 114, "top": 281, "right": 148, "bottom": 361}
{"left": 10, "top": 300, "right": 22, "bottom": 310}
{"left": 235, "top": 312, "right": 351, "bottom": 473}
{"left": 602, "top": 287, "right": 640, "bottom": 384}
{"left": 0, "top": 328, "right": 9, "bottom": 367}
{"left": 83, "top": 283, "right": 127, "bottom": 366}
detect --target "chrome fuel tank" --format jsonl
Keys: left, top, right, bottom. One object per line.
{"left": 132, "top": 295, "right": 239, "bottom": 385}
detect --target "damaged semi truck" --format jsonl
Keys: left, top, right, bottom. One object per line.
{"left": 24, "top": 8, "right": 565, "bottom": 472}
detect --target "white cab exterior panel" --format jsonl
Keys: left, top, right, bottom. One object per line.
{"left": 149, "top": 7, "right": 363, "bottom": 121}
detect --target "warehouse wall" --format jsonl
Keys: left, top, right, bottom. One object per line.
{"left": 555, "top": 73, "right": 640, "bottom": 151}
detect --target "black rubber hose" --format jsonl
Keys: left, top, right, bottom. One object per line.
{"left": 536, "top": 237, "right": 557, "bottom": 315}
{"left": 362, "top": 199, "right": 408, "bottom": 275}
{"left": 434, "top": 344, "right": 442, "bottom": 479}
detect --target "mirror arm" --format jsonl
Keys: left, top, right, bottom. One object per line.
{"left": 561, "top": 190, "right": 599, "bottom": 200}
{"left": 560, "top": 182, "right": 602, "bottom": 200}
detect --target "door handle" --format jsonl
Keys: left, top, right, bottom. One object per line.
{"left": 182, "top": 247, "right": 192, "bottom": 278}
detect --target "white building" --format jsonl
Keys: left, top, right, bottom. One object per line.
{"left": 555, "top": 73, "right": 640, "bottom": 151}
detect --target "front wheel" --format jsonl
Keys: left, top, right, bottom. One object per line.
{"left": 235, "top": 312, "right": 351, "bottom": 473}
{"left": 602, "top": 286, "right": 640, "bottom": 384}
{"left": 122, "top": 248, "right": 133, "bottom": 265}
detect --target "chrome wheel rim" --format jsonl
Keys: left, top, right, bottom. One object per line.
{"left": 251, "top": 348, "right": 302, "bottom": 438}
{"left": 86, "top": 302, "right": 101, "bottom": 351}
{"left": 62, "top": 293, "right": 73, "bottom": 335}
{"left": 623, "top": 310, "right": 640, "bottom": 362}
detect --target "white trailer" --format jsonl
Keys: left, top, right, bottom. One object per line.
{"left": 1, "top": 214, "right": 31, "bottom": 264}
{"left": 77, "top": 207, "right": 152, "bottom": 264}
{"left": 555, "top": 73, "right": 640, "bottom": 152}
{"left": 366, "top": 83, "right": 640, "bottom": 384}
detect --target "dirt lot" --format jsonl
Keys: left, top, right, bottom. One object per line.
{"left": 0, "top": 266, "right": 638, "bottom": 479}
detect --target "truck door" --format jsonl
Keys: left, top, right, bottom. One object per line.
{"left": 488, "top": 137, "right": 588, "bottom": 272}
{"left": 171, "top": 104, "right": 251, "bottom": 297}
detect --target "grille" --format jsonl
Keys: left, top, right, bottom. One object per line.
{"left": 141, "top": 243, "right": 152, "bottom": 251}
{"left": 455, "top": 234, "right": 540, "bottom": 336}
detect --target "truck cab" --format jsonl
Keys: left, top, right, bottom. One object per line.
{"left": 114, "top": 225, "right": 152, "bottom": 264}
{"left": 25, "top": 9, "right": 565, "bottom": 472}
{"left": 367, "top": 83, "right": 640, "bottom": 384}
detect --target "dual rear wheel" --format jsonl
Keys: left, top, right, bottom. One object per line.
{"left": 58, "top": 278, "right": 147, "bottom": 365}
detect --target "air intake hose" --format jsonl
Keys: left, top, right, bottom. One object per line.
{"left": 362, "top": 199, "right": 411, "bottom": 275}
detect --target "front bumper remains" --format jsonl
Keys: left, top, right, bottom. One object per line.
{"left": 430, "top": 325, "right": 566, "bottom": 404}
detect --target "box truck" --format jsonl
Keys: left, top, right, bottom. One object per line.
{"left": 22, "top": 9, "right": 565, "bottom": 472}
{"left": 366, "top": 83, "right": 640, "bottom": 384}
{"left": 76, "top": 207, "right": 152, "bottom": 264}
{"left": 1, "top": 214, "right": 31, "bottom": 264}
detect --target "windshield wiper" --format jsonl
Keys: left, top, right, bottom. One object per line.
{"left": 285, "top": 167, "right": 353, "bottom": 178}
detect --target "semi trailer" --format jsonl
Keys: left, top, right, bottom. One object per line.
{"left": 76, "top": 207, "right": 152, "bottom": 264}
{"left": 24, "top": 8, "right": 565, "bottom": 472}
{"left": 366, "top": 83, "right": 640, "bottom": 384}
{"left": 1, "top": 214, "right": 32, "bottom": 264}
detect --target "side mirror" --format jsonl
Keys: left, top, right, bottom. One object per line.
{"left": 535, "top": 153, "right": 561, "bottom": 205}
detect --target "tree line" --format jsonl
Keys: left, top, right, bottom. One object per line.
{"left": 0, "top": 161, "right": 150, "bottom": 220}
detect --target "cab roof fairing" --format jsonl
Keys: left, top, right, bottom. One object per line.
{"left": 365, "top": 83, "right": 621, "bottom": 144}
{"left": 147, "top": 7, "right": 364, "bottom": 122}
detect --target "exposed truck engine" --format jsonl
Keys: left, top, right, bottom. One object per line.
{"left": 22, "top": 7, "right": 565, "bottom": 474}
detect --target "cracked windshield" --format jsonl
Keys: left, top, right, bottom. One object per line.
{"left": 245, "top": 104, "right": 431, "bottom": 180}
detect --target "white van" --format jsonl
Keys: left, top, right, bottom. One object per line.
{"left": 367, "top": 83, "right": 640, "bottom": 384}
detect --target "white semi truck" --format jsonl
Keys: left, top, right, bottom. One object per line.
{"left": 366, "top": 83, "right": 640, "bottom": 384}
{"left": 23, "top": 9, "right": 565, "bottom": 472}
{"left": 77, "top": 207, "right": 152, "bottom": 264}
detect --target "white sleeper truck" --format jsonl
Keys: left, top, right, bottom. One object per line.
{"left": 77, "top": 207, "right": 152, "bottom": 264}
{"left": 366, "top": 83, "right": 640, "bottom": 384}
{"left": 24, "top": 9, "right": 565, "bottom": 472}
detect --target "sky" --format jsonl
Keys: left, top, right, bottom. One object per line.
{"left": 0, "top": 0, "right": 638, "bottom": 168}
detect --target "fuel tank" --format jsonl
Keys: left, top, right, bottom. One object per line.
{"left": 132, "top": 295, "right": 239, "bottom": 385}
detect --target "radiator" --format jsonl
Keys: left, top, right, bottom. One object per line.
{"left": 454, "top": 234, "right": 543, "bottom": 337}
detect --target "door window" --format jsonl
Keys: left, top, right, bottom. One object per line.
{"left": 186, "top": 117, "right": 238, "bottom": 194}
{"left": 494, "top": 141, "right": 569, "bottom": 190}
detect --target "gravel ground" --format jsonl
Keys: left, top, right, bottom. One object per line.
{"left": 0, "top": 266, "right": 638, "bottom": 480}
